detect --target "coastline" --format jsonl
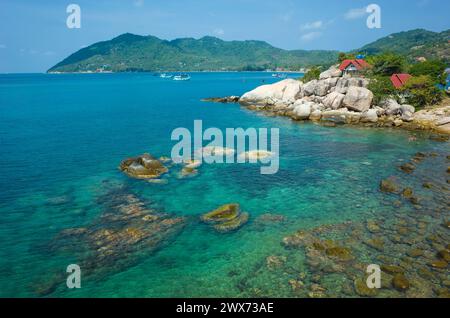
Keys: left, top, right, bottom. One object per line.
{"left": 204, "top": 66, "right": 450, "bottom": 136}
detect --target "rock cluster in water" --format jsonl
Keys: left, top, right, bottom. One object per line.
{"left": 284, "top": 152, "right": 448, "bottom": 298}
{"left": 35, "top": 183, "right": 186, "bottom": 296}
{"left": 201, "top": 203, "right": 249, "bottom": 233}
{"left": 120, "top": 153, "right": 168, "bottom": 179}
{"left": 205, "top": 66, "right": 450, "bottom": 134}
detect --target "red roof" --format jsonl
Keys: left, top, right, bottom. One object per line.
{"left": 339, "top": 59, "right": 371, "bottom": 71}
{"left": 390, "top": 74, "right": 412, "bottom": 89}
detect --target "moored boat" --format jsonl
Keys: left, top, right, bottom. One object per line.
{"left": 173, "top": 74, "right": 191, "bottom": 81}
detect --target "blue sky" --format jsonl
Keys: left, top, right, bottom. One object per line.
{"left": 0, "top": 0, "right": 449, "bottom": 73}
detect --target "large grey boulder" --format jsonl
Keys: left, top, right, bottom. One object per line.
{"left": 361, "top": 109, "right": 379, "bottom": 123}
{"left": 312, "top": 78, "right": 339, "bottom": 97}
{"left": 382, "top": 99, "right": 402, "bottom": 116}
{"left": 335, "top": 77, "right": 369, "bottom": 94}
{"left": 342, "top": 87, "right": 373, "bottom": 112}
{"left": 323, "top": 92, "right": 345, "bottom": 110}
{"left": 292, "top": 101, "right": 312, "bottom": 120}
{"left": 400, "top": 104, "right": 415, "bottom": 114}
{"left": 303, "top": 80, "right": 318, "bottom": 96}
{"left": 319, "top": 66, "right": 342, "bottom": 80}
{"left": 239, "top": 79, "right": 303, "bottom": 106}
{"left": 321, "top": 109, "right": 361, "bottom": 124}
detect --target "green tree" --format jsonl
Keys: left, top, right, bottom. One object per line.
{"left": 367, "top": 76, "right": 398, "bottom": 105}
{"left": 338, "top": 52, "right": 356, "bottom": 63}
{"left": 300, "top": 66, "right": 321, "bottom": 83}
{"left": 367, "top": 53, "right": 407, "bottom": 76}
{"left": 409, "top": 60, "right": 446, "bottom": 83}
{"left": 400, "top": 75, "right": 443, "bottom": 108}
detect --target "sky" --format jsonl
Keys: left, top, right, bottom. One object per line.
{"left": 0, "top": 0, "right": 449, "bottom": 73}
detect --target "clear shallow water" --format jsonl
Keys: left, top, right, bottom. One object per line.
{"left": 0, "top": 73, "right": 448, "bottom": 297}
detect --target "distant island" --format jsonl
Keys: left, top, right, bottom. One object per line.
{"left": 48, "top": 28, "right": 449, "bottom": 73}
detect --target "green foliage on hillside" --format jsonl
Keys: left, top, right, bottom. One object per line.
{"left": 367, "top": 76, "right": 398, "bottom": 105}
{"left": 366, "top": 53, "right": 407, "bottom": 76}
{"left": 48, "top": 34, "right": 338, "bottom": 73}
{"left": 300, "top": 66, "right": 321, "bottom": 83}
{"left": 400, "top": 75, "right": 443, "bottom": 108}
{"left": 409, "top": 59, "right": 447, "bottom": 84}
{"left": 358, "top": 29, "right": 450, "bottom": 63}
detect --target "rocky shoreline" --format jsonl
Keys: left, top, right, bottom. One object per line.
{"left": 205, "top": 65, "right": 450, "bottom": 135}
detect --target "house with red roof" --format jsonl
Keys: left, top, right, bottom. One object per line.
{"left": 390, "top": 74, "right": 412, "bottom": 89}
{"left": 339, "top": 59, "right": 371, "bottom": 75}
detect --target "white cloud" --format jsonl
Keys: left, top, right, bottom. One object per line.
{"left": 300, "top": 20, "right": 323, "bottom": 31}
{"left": 344, "top": 7, "right": 368, "bottom": 20}
{"left": 301, "top": 32, "right": 322, "bottom": 42}
{"left": 213, "top": 28, "right": 225, "bottom": 36}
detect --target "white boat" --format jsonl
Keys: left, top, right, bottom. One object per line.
{"left": 160, "top": 73, "right": 173, "bottom": 79}
{"left": 272, "top": 73, "right": 287, "bottom": 79}
{"left": 173, "top": 74, "right": 191, "bottom": 81}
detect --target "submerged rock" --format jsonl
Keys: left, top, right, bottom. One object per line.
{"left": 325, "top": 246, "right": 354, "bottom": 262}
{"left": 380, "top": 178, "right": 400, "bottom": 193}
{"left": 180, "top": 166, "right": 198, "bottom": 178}
{"left": 201, "top": 204, "right": 241, "bottom": 223}
{"left": 213, "top": 213, "right": 249, "bottom": 233}
{"left": 429, "top": 260, "right": 448, "bottom": 269}
{"left": 392, "top": 274, "right": 410, "bottom": 291}
{"left": 120, "top": 154, "right": 168, "bottom": 179}
{"left": 266, "top": 255, "right": 287, "bottom": 270}
{"left": 400, "top": 163, "right": 416, "bottom": 174}
{"left": 402, "top": 188, "right": 414, "bottom": 199}
{"left": 201, "top": 204, "right": 249, "bottom": 233}
{"left": 47, "top": 188, "right": 186, "bottom": 293}
{"left": 354, "top": 278, "right": 377, "bottom": 297}
{"left": 381, "top": 264, "right": 404, "bottom": 274}
{"left": 429, "top": 134, "right": 449, "bottom": 142}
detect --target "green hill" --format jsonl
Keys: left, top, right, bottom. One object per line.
{"left": 358, "top": 29, "right": 450, "bottom": 63}
{"left": 49, "top": 29, "right": 450, "bottom": 73}
{"left": 48, "top": 34, "right": 338, "bottom": 73}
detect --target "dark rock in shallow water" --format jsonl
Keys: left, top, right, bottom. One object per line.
{"left": 429, "top": 260, "right": 448, "bottom": 269}
{"left": 400, "top": 162, "right": 416, "bottom": 173}
{"left": 407, "top": 248, "right": 424, "bottom": 258}
{"left": 381, "top": 264, "right": 404, "bottom": 274}
{"left": 119, "top": 153, "right": 168, "bottom": 179}
{"left": 202, "top": 96, "right": 240, "bottom": 103}
{"left": 402, "top": 188, "right": 414, "bottom": 199}
{"left": 48, "top": 189, "right": 186, "bottom": 290}
{"left": 392, "top": 274, "right": 410, "bottom": 291}
{"left": 437, "top": 250, "right": 450, "bottom": 262}
{"left": 422, "top": 182, "right": 433, "bottom": 189}
{"left": 213, "top": 213, "right": 249, "bottom": 233}
{"left": 201, "top": 203, "right": 241, "bottom": 223}
{"left": 201, "top": 204, "right": 249, "bottom": 233}
{"left": 325, "top": 246, "right": 353, "bottom": 262}
{"left": 354, "top": 278, "right": 377, "bottom": 297}
{"left": 380, "top": 177, "right": 400, "bottom": 193}
{"left": 429, "top": 134, "right": 449, "bottom": 142}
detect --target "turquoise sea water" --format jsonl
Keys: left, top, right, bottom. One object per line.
{"left": 0, "top": 72, "right": 448, "bottom": 297}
